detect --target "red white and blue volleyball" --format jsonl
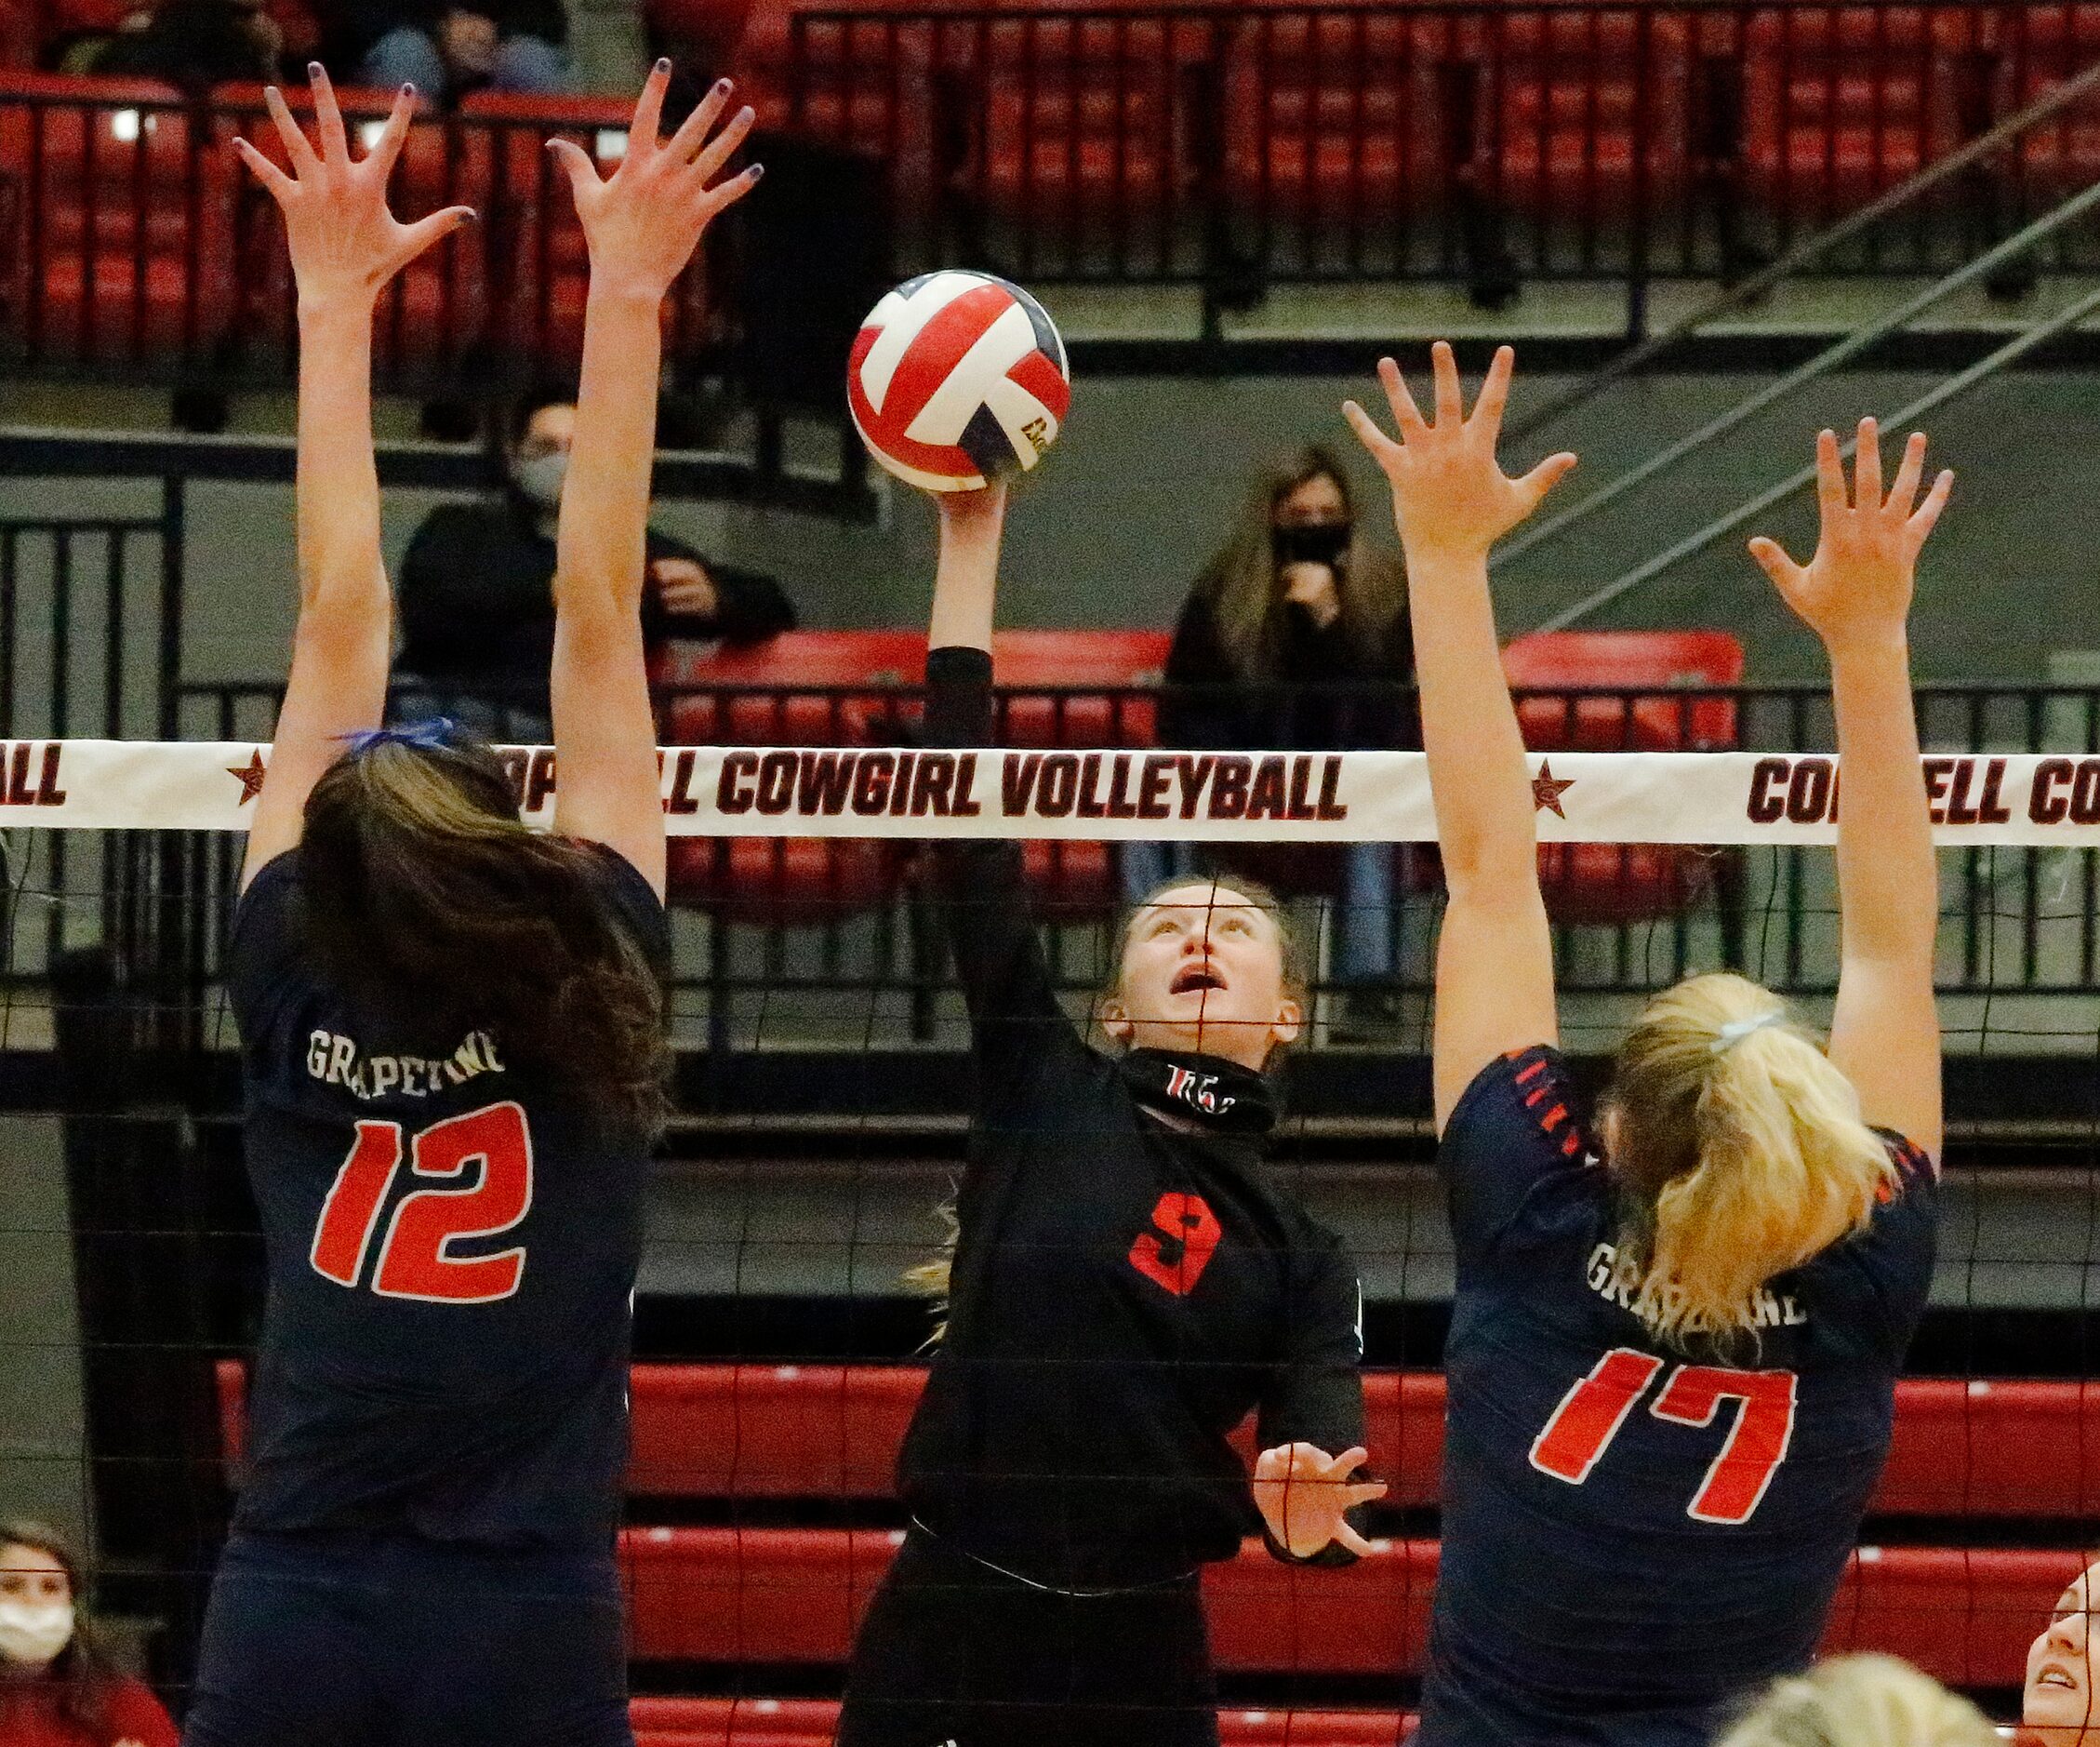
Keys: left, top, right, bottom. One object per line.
{"left": 847, "top": 272, "right": 1071, "bottom": 493}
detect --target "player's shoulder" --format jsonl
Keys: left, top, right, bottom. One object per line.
{"left": 1445, "top": 1045, "right": 1589, "bottom": 1162}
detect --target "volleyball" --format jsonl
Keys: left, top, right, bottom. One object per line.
{"left": 846, "top": 271, "right": 1071, "bottom": 493}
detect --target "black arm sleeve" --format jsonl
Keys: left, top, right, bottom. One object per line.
{"left": 924, "top": 646, "right": 1070, "bottom": 1075}
{"left": 1255, "top": 1232, "right": 1370, "bottom": 1567}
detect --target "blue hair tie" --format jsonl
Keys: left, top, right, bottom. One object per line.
{"left": 340, "top": 718, "right": 459, "bottom": 757}
{"left": 1709, "top": 1009, "right": 1785, "bottom": 1056}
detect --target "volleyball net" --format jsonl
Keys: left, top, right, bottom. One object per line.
{"left": 1, "top": 730, "right": 2097, "bottom": 1741}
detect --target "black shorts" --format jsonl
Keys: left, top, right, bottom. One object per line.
{"left": 184, "top": 1528, "right": 631, "bottom": 1747}
{"left": 837, "top": 1527, "right": 1220, "bottom": 1747}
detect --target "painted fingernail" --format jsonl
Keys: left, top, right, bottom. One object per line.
{"left": 748, "top": 163, "right": 764, "bottom": 180}
{"left": 657, "top": 57, "right": 672, "bottom": 73}
{"left": 309, "top": 60, "right": 322, "bottom": 75}
{"left": 403, "top": 83, "right": 417, "bottom": 99}
{"left": 715, "top": 78, "right": 733, "bottom": 95}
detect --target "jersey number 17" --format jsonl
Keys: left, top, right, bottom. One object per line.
{"left": 309, "top": 1101, "right": 535, "bottom": 1303}
{"left": 1529, "top": 1348, "right": 1798, "bottom": 1525}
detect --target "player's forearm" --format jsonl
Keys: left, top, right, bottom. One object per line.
{"left": 292, "top": 299, "right": 390, "bottom": 632}
{"left": 1829, "top": 632, "right": 1937, "bottom": 971}
{"left": 928, "top": 499, "right": 1004, "bottom": 653}
{"left": 555, "top": 285, "right": 661, "bottom": 627}
{"left": 1403, "top": 545, "right": 1538, "bottom": 894}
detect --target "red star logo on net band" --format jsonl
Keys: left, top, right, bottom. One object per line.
{"left": 228, "top": 751, "right": 267, "bottom": 806}
{"left": 1532, "top": 759, "right": 1575, "bottom": 819}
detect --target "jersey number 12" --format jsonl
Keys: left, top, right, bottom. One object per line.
{"left": 309, "top": 1101, "right": 535, "bottom": 1302}
{"left": 1528, "top": 1347, "right": 1798, "bottom": 1524}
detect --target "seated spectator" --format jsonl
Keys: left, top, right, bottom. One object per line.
{"left": 393, "top": 390, "right": 798, "bottom": 740}
{"left": 2024, "top": 1555, "right": 2100, "bottom": 1745}
{"left": 1716, "top": 1655, "right": 1999, "bottom": 1747}
{"left": 0, "top": 1521, "right": 177, "bottom": 1747}
{"left": 322, "top": 0, "right": 571, "bottom": 100}
{"left": 1130, "top": 445, "right": 1416, "bottom": 1032}
{"left": 72, "top": 0, "right": 284, "bottom": 87}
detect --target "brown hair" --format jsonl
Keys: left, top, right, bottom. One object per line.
{"left": 1194, "top": 444, "right": 1407, "bottom": 682}
{"left": 1602, "top": 972, "right": 1900, "bottom": 1350}
{"left": 905, "top": 874, "right": 1303, "bottom": 1330}
{"left": 0, "top": 1520, "right": 128, "bottom": 1734}
{"left": 297, "top": 735, "right": 669, "bottom": 1139}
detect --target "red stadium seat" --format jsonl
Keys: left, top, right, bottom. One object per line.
{"left": 1996, "top": 5, "right": 2100, "bottom": 210}
{"left": 654, "top": 631, "right": 921, "bottom": 924}
{"left": 989, "top": 629, "right": 1170, "bottom": 919}
{"left": 618, "top": 1527, "right": 2078, "bottom": 1687}
{"left": 215, "top": 1359, "right": 2100, "bottom": 1523}
{"left": 0, "top": 73, "right": 237, "bottom": 365}
{"left": 1454, "top": 7, "right": 1694, "bottom": 220}
{"left": 459, "top": 91, "right": 713, "bottom": 368}
{"left": 627, "top": 1363, "right": 923, "bottom": 1498}
{"left": 1223, "top": 3, "right": 1452, "bottom": 231}
{"left": 210, "top": 82, "right": 490, "bottom": 373}
{"left": 979, "top": 11, "right": 1190, "bottom": 234}
{"left": 1500, "top": 630, "right": 1744, "bottom": 927}
{"left": 1742, "top": 6, "right": 1990, "bottom": 229}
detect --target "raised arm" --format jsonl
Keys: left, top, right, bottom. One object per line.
{"left": 233, "top": 72, "right": 472, "bottom": 887}
{"left": 1748, "top": 421, "right": 1950, "bottom": 1160}
{"left": 1343, "top": 344, "right": 1577, "bottom": 1130}
{"left": 544, "top": 66, "right": 759, "bottom": 894}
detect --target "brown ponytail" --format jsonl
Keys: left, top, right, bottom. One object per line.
{"left": 296, "top": 735, "right": 669, "bottom": 1139}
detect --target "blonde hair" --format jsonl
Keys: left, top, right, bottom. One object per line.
{"left": 903, "top": 875, "right": 1300, "bottom": 1334}
{"left": 1604, "top": 972, "right": 1899, "bottom": 1349}
{"left": 1715, "top": 1656, "right": 1999, "bottom": 1747}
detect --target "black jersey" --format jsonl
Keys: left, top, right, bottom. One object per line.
{"left": 226, "top": 844, "right": 669, "bottom": 1553}
{"left": 897, "top": 646, "right": 1366, "bottom": 1593}
{"left": 1421, "top": 1047, "right": 1939, "bottom": 1745}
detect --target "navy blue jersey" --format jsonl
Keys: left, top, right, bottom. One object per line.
{"left": 226, "top": 845, "right": 669, "bottom": 1553}
{"left": 1422, "top": 1047, "right": 1938, "bottom": 1746}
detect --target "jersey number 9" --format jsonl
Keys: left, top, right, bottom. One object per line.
{"left": 1528, "top": 1347, "right": 1799, "bottom": 1525}
{"left": 309, "top": 1101, "right": 536, "bottom": 1303}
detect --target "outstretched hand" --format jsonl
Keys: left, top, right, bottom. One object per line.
{"left": 233, "top": 68, "right": 473, "bottom": 313}
{"left": 1748, "top": 420, "right": 1951, "bottom": 654}
{"left": 1253, "top": 1443, "right": 1387, "bottom": 1560}
{"left": 552, "top": 62, "right": 761, "bottom": 303}
{"left": 1343, "top": 342, "right": 1576, "bottom": 562}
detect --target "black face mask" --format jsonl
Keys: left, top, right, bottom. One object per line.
{"left": 1119, "top": 1048, "right": 1279, "bottom": 1139}
{"left": 1272, "top": 520, "right": 1352, "bottom": 572}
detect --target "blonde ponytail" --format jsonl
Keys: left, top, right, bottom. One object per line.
{"left": 1605, "top": 973, "right": 1900, "bottom": 1349}
{"left": 901, "top": 1195, "right": 959, "bottom": 1347}
{"left": 1714, "top": 1655, "right": 1998, "bottom": 1747}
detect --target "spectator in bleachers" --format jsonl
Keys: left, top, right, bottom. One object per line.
{"left": 392, "top": 389, "right": 797, "bottom": 739}
{"left": 74, "top": 0, "right": 285, "bottom": 87}
{"left": 0, "top": 1521, "right": 176, "bottom": 1747}
{"left": 1714, "top": 1655, "right": 1999, "bottom": 1747}
{"left": 1131, "top": 444, "right": 1415, "bottom": 1033}
{"left": 2024, "top": 1556, "right": 2100, "bottom": 1745}
{"left": 323, "top": 0, "right": 571, "bottom": 100}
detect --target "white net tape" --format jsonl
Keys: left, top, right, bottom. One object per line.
{"left": 3, "top": 740, "right": 2097, "bottom": 844}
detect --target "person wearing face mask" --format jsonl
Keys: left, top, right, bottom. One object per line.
{"left": 2023, "top": 1556, "right": 2100, "bottom": 1745}
{"left": 1132, "top": 447, "right": 1416, "bottom": 1034}
{"left": 392, "top": 388, "right": 797, "bottom": 740}
{"left": 0, "top": 1523, "right": 176, "bottom": 1747}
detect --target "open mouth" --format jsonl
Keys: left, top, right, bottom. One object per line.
{"left": 2037, "top": 1664, "right": 2080, "bottom": 1691}
{"left": 1171, "top": 966, "right": 1225, "bottom": 996}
